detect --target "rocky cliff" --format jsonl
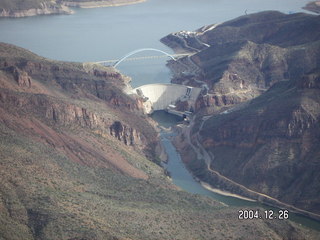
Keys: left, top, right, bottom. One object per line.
{"left": 0, "top": 42, "right": 160, "bottom": 160}
{"left": 164, "top": 11, "right": 320, "bottom": 220}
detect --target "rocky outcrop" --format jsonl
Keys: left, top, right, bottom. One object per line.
{"left": 109, "top": 121, "right": 141, "bottom": 146}
{"left": 6, "top": 66, "right": 32, "bottom": 88}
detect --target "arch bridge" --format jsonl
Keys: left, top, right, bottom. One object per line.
{"left": 114, "top": 48, "right": 176, "bottom": 67}
{"left": 95, "top": 48, "right": 189, "bottom": 67}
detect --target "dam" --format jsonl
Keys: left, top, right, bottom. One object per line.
{"left": 132, "top": 83, "right": 202, "bottom": 115}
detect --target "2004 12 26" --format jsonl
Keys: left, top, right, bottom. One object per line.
{"left": 238, "top": 209, "right": 289, "bottom": 220}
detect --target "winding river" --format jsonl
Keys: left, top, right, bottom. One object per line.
{"left": 0, "top": 0, "right": 319, "bottom": 230}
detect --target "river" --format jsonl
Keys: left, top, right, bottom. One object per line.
{"left": 0, "top": 0, "right": 319, "bottom": 230}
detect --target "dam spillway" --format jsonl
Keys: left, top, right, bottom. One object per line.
{"left": 132, "top": 83, "right": 202, "bottom": 114}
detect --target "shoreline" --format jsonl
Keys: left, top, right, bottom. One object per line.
{"left": 0, "top": 0, "right": 146, "bottom": 18}
{"left": 63, "top": 0, "right": 146, "bottom": 9}
{"left": 200, "top": 181, "right": 256, "bottom": 202}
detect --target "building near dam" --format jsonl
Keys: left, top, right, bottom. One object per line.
{"left": 132, "top": 83, "right": 202, "bottom": 116}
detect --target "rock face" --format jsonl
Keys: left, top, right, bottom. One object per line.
{"left": 0, "top": 42, "right": 158, "bottom": 169}
{"left": 164, "top": 12, "right": 320, "bottom": 219}
{"left": 8, "top": 66, "right": 32, "bottom": 87}
{"left": 109, "top": 120, "right": 140, "bottom": 146}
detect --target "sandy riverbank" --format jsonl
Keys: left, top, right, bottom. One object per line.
{"left": 200, "top": 181, "right": 256, "bottom": 202}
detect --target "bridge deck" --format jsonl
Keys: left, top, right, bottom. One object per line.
{"left": 95, "top": 53, "right": 189, "bottom": 65}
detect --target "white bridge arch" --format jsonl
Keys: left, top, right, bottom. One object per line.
{"left": 113, "top": 48, "right": 176, "bottom": 67}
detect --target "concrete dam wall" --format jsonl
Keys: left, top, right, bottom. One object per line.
{"left": 132, "top": 84, "right": 202, "bottom": 114}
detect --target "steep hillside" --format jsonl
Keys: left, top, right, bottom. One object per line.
{"left": 198, "top": 72, "right": 320, "bottom": 217}
{"left": 2, "top": 42, "right": 318, "bottom": 239}
{"left": 163, "top": 11, "right": 320, "bottom": 220}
